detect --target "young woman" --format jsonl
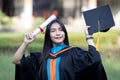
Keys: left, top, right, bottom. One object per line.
{"left": 12, "top": 19, "right": 107, "bottom": 80}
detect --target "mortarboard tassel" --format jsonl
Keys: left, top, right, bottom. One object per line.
{"left": 96, "top": 20, "right": 101, "bottom": 51}
{"left": 96, "top": 32, "right": 100, "bottom": 51}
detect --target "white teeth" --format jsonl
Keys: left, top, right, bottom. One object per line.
{"left": 55, "top": 37, "right": 61, "bottom": 39}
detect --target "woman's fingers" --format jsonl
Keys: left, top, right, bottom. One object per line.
{"left": 29, "top": 32, "right": 33, "bottom": 39}
{"left": 84, "top": 26, "right": 90, "bottom": 35}
{"left": 25, "top": 32, "right": 33, "bottom": 39}
{"left": 87, "top": 25, "right": 91, "bottom": 28}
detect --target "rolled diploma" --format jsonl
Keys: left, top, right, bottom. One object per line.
{"left": 32, "top": 14, "right": 56, "bottom": 36}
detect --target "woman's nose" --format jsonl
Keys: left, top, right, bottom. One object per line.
{"left": 56, "top": 30, "right": 60, "bottom": 35}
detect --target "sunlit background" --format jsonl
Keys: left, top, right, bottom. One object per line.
{"left": 0, "top": 0, "right": 120, "bottom": 80}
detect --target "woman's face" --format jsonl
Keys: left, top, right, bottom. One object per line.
{"left": 50, "top": 22, "right": 65, "bottom": 46}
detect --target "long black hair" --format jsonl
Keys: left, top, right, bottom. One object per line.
{"left": 41, "top": 19, "right": 69, "bottom": 62}
{"left": 39, "top": 19, "right": 69, "bottom": 78}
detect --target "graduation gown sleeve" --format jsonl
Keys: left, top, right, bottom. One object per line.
{"left": 71, "top": 45, "right": 107, "bottom": 80}
{"left": 15, "top": 52, "right": 41, "bottom": 80}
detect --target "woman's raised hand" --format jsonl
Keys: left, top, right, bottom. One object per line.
{"left": 84, "top": 26, "right": 95, "bottom": 47}
{"left": 24, "top": 32, "right": 36, "bottom": 44}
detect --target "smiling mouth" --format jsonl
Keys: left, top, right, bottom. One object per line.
{"left": 55, "top": 37, "right": 62, "bottom": 39}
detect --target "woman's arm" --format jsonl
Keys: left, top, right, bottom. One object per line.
{"left": 85, "top": 26, "right": 95, "bottom": 47}
{"left": 12, "top": 32, "right": 36, "bottom": 64}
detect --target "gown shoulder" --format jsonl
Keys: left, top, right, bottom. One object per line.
{"left": 15, "top": 52, "right": 42, "bottom": 80}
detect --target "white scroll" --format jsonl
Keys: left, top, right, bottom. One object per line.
{"left": 32, "top": 14, "right": 57, "bottom": 36}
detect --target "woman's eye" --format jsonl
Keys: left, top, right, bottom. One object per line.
{"left": 59, "top": 28, "right": 63, "bottom": 31}
{"left": 50, "top": 30, "right": 55, "bottom": 32}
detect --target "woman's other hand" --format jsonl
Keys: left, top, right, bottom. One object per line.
{"left": 24, "top": 32, "right": 36, "bottom": 45}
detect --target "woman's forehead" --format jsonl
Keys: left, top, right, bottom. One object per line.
{"left": 51, "top": 22, "right": 61, "bottom": 29}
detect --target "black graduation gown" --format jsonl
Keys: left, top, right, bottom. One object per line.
{"left": 15, "top": 45, "right": 107, "bottom": 80}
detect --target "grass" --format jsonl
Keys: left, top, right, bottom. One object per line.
{"left": 102, "top": 56, "right": 120, "bottom": 80}
{"left": 0, "top": 54, "right": 15, "bottom": 80}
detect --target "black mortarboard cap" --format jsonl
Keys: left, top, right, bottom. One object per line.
{"left": 83, "top": 5, "right": 115, "bottom": 35}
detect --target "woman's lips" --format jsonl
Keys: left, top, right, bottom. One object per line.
{"left": 55, "top": 37, "right": 62, "bottom": 39}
